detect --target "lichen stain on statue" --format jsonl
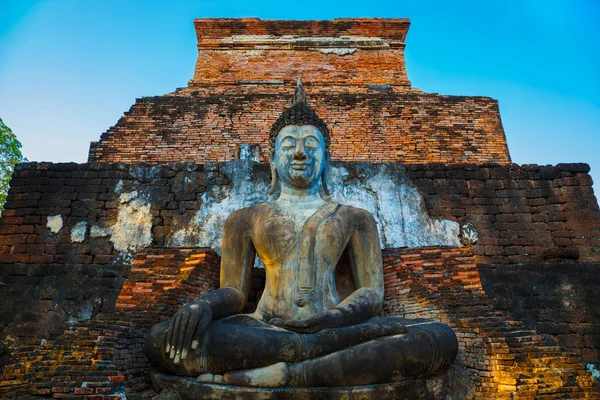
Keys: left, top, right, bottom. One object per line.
{"left": 145, "top": 79, "right": 459, "bottom": 395}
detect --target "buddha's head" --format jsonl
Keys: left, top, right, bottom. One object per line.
{"left": 269, "top": 79, "right": 330, "bottom": 196}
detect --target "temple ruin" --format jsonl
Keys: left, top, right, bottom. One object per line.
{"left": 0, "top": 18, "right": 599, "bottom": 399}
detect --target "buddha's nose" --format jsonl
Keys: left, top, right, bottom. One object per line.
{"left": 293, "top": 142, "right": 307, "bottom": 160}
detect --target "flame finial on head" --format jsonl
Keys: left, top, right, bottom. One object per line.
{"left": 292, "top": 77, "right": 307, "bottom": 105}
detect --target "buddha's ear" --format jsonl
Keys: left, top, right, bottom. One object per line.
{"left": 321, "top": 149, "right": 331, "bottom": 197}
{"left": 269, "top": 150, "right": 278, "bottom": 196}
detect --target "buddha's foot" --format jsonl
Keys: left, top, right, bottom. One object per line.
{"left": 197, "top": 373, "right": 224, "bottom": 384}
{"left": 223, "top": 361, "right": 290, "bottom": 387}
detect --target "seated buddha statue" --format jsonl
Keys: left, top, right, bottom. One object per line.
{"left": 145, "top": 79, "right": 458, "bottom": 387}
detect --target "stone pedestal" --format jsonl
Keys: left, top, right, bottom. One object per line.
{"left": 151, "top": 371, "right": 449, "bottom": 400}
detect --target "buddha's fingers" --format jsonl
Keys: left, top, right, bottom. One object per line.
{"left": 169, "top": 312, "right": 183, "bottom": 359}
{"left": 269, "top": 318, "right": 285, "bottom": 327}
{"left": 166, "top": 313, "right": 179, "bottom": 356}
{"left": 181, "top": 306, "right": 201, "bottom": 360}
{"left": 283, "top": 312, "right": 328, "bottom": 332}
{"left": 191, "top": 308, "right": 212, "bottom": 351}
{"left": 282, "top": 320, "right": 320, "bottom": 334}
{"left": 174, "top": 309, "right": 191, "bottom": 364}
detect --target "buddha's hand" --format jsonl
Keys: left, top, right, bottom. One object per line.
{"left": 270, "top": 308, "right": 346, "bottom": 334}
{"left": 165, "top": 300, "right": 212, "bottom": 364}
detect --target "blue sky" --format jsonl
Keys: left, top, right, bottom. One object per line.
{"left": 1, "top": 0, "right": 598, "bottom": 188}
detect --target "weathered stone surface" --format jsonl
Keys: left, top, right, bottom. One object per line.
{"left": 479, "top": 263, "right": 600, "bottom": 384}
{"left": 0, "top": 263, "right": 127, "bottom": 338}
{"left": 151, "top": 371, "right": 449, "bottom": 400}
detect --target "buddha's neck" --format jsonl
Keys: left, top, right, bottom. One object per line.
{"left": 277, "top": 186, "right": 325, "bottom": 206}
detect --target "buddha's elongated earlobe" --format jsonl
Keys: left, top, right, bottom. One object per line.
{"left": 321, "top": 170, "right": 330, "bottom": 197}
{"left": 321, "top": 150, "right": 330, "bottom": 196}
{"left": 269, "top": 151, "right": 279, "bottom": 196}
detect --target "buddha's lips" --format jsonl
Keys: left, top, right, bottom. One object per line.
{"left": 290, "top": 163, "right": 311, "bottom": 170}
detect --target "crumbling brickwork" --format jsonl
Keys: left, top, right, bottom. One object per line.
{"left": 479, "top": 263, "right": 600, "bottom": 367}
{"left": 382, "top": 247, "right": 599, "bottom": 399}
{"left": 405, "top": 162, "right": 600, "bottom": 263}
{"left": 88, "top": 89, "right": 509, "bottom": 165}
{"left": 191, "top": 18, "right": 411, "bottom": 87}
{"left": 0, "top": 263, "right": 127, "bottom": 339}
{"left": 0, "top": 247, "right": 220, "bottom": 399}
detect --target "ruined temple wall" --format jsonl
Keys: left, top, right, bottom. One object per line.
{"left": 405, "top": 162, "right": 600, "bottom": 264}
{"left": 2, "top": 247, "right": 598, "bottom": 399}
{"left": 479, "top": 263, "right": 600, "bottom": 367}
{"left": 0, "top": 162, "right": 597, "bottom": 267}
{"left": 88, "top": 90, "right": 510, "bottom": 165}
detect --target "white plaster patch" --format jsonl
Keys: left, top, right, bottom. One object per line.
{"left": 46, "top": 215, "right": 63, "bottom": 233}
{"left": 90, "top": 225, "right": 111, "bottom": 238}
{"left": 114, "top": 179, "right": 124, "bottom": 193}
{"left": 169, "top": 160, "right": 269, "bottom": 254}
{"left": 169, "top": 161, "right": 461, "bottom": 255}
{"left": 225, "top": 35, "right": 385, "bottom": 46}
{"left": 70, "top": 221, "right": 87, "bottom": 243}
{"left": 460, "top": 222, "right": 479, "bottom": 245}
{"left": 238, "top": 143, "right": 261, "bottom": 162}
{"left": 328, "top": 164, "right": 461, "bottom": 248}
{"left": 317, "top": 48, "right": 356, "bottom": 55}
{"left": 587, "top": 363, "right": 600, "bottom": 380}
{"left": 110, "top": 196, "right": 153, "bottom": 254}
{"left": 119, "top": 190, "right": 138, "bottom": 203}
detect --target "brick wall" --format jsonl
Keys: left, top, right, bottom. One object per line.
{"left": 0, "top": 162, "right": 598, "bottom": 266}
{"left": 406, "top": 162, "right": 600, "bottom": 263}
{"left": 0, "top": 247, "right": 220, "bottom": 399}
{"left": 0, "top": 264, "right": 127, "bottom": 339}
{"left": 88, "top": 88, "right": 510, "bottom": 165}
{"left": 479, "top": 263, "right": 600, "bottom": 365}
{"left": 2, "top": 247, "right": 597, "bottom": 399}
{"left": 382, "top": 247, "right": 598, "bottom": 399}
{"left": 191, "top": 18, "right": 411, "bottom": 87}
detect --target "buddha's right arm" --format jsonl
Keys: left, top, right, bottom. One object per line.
{"left": 217, "top": 208, "right": 256, "bottom": 312}
{"left": 198, "top": 287, "right": 245, "bottom": 318}
{"left": 167, "top": 210, "right": 254, "bottom": 363}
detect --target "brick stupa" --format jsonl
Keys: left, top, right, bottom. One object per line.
{"left": 89, "top": 18, "right": 510, "bottom": 165}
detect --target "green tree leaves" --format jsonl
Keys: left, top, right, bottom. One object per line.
{"left": 0, "top": 118, "right": 26, "bottom": 211}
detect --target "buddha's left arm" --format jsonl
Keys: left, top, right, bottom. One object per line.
{"left": 333, "top": 210, "right": 384, "bottom": 325}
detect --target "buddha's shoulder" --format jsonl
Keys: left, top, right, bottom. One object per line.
{"left": 224, "top": 202, "right": 276, "bottom": 224}
{"left": 337, "top": 203, "right": 376, "bottom": 219}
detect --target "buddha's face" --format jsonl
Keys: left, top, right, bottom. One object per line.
{"left": 273, "top": 125, "right": 326, "bottom": 190}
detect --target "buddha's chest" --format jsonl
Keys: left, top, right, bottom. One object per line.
{"left": 251, "top": 206, "right": 349, "bottom": 266}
